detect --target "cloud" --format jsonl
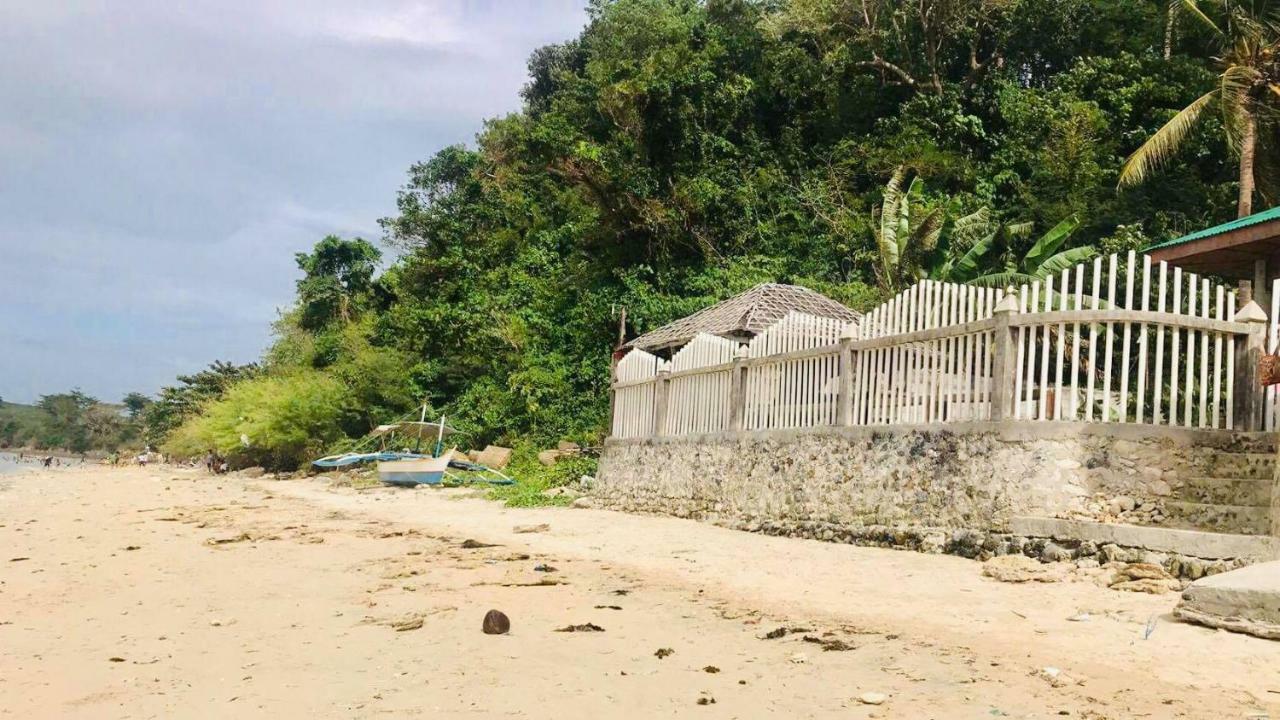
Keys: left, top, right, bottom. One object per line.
{"left": 0, "top": 0, "right": 587, "bottom": 403}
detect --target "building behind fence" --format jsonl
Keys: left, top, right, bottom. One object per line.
{"left": 611, "top": 251, "right": 1279, "bottom": 440}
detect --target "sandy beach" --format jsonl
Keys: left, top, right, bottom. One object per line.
{"left": 2, "top": 464, "right": 1278, "bottom": 719}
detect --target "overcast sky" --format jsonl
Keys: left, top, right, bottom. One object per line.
{"left": 0, "top": 0, "right": 587, "bottom": 404}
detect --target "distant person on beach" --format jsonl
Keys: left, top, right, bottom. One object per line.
{"left": 42, "top": 456, "right": 52, "bottom": 468}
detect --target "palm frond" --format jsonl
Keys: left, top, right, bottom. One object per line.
{"left": 1118, "top": 90, "right": 1217, "bottom": 187}
{"left": 1170, "top": 0, "right": 1222, "bottom": 35}
{"left": 1021, "top": 215, "right": 1080, "bottom": 274}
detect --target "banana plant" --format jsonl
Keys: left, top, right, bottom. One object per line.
{"left": 871, "top": 167, "right": 944, "bottom": 292}
{"left": 956, "top": 214, "right": 1096, "bottom": 288}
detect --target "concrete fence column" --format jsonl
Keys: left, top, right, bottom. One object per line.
{"left": 652, "top": 365, "right": 672, "bottom": 437}
{"left": 606, "top": 356, "right": 619, "bottom": 438}
{"left": 1232, "top": 300, "right": 1269, "bottom": 431}
{"left": 837, "top": 326, "right": 856, "bottom": 427}
{"left": 729, "top": 344, "right": 749, "bottom": 432}
{"left": 989, "top": 289, "right": 1020, "bottom": 422}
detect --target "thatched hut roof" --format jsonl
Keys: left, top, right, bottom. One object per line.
{"left": 624, "top": 283, "right": 861, "bottom": 352}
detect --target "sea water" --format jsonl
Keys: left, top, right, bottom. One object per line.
{"left": 0, "top": 452, "right": 32, "bottom": 474}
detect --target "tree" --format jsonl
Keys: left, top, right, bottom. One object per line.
{"left": 143, "top": 361, "right": 259, "bottom": 445}
{"left": 294, "top": 236, "right": 383, "bottom": 332}
{"left": 122, "top": 392, "right": 151, "bottom": 419}
{"left": 1118, "top": 0, "right": 1280, "bottom": 216}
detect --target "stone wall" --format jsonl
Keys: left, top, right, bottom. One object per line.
{"left": 595, "top": 422, "right": 1270, "bottom": 532}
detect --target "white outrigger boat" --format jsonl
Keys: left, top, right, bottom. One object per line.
{"left": 311, "top": 405, "right": 513, "bottom": 487}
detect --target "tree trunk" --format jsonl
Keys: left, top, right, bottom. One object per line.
{"left": 1163, "top": 6, "right": 1175, "bottom": 60}
{"left": 1238, "top": 112, "right": 1257, "bottom": 218}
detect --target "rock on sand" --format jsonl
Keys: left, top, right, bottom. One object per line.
{"left": 1175, "top": 560, "right": 1280, "bottom": 640}
{"left": 982, "top": 555, "right": 1062, "bottom": 583}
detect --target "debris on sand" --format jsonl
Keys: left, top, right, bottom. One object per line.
{"left": 788, "top": 652, "right": 807, "bottom": 664}
{"left": 555, "top": 622, "right": 604, "bottom": 632}
{"left": 982, "top": 555, "right": 1063, "bottom": 583}
{"left": 108, "top": 657, "right": 126, "bottom": 663}
{"left": 460, "top": 539, "right": 498, "bottom": 549}
{"left": 802, "top": 635, "right": 854, "bottom": 651}
{"left": 533, "top": 563, "right": 558, "bottom": 573}
{"left": 205, "top": 533, "right": 252, "bottom": 546}
{"left": 761, "top": 626, "right": 811, "bottom": 640}
{"left": 124, "top": 545, "right": 141, "bottom": 551}
{"left": 611, "top": 589, "right": 630, "bottom": 596}
{"left": 482, "top": 610, "right": 511, "bottom": 635}
{"left": 696, "top": 696, "right": 716, "bottom": 706}
{"left": 513, "top": 523, "right": 550, "bottom": 534}
{"left": 703, "top": 665, "right": 720, "bottom": 673}
{"left": 391, "top": 616, "right": 424, "bottom": 632}
{"left": 9, "top": 557, "right": 29, "bottom": 562}
{"left": 500, "top": 578, "right": 562, "bottom": 587}
{"left": 857, "top": 692, "right": 887, "bottom": 705}
{"left": 593, "top": 605, "right": 623, "bottom": 610}
{"left": 654, "top": 648, "right": 674, "bottom": 659}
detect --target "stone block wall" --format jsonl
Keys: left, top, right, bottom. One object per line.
{"left": 595, "top": 422, "right": 1270, "bottom": 532}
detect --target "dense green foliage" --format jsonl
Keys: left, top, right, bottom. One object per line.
{"left": 0, "top": 392, "right": 138, "bottom": 453}
{"left": 161, "top": 0, "right": 1271, "bottom": 470}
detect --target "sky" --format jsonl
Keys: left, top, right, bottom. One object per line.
{"left": 0, "top": 0, "right": 588, "bottom": 405}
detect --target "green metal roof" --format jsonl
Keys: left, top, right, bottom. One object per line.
{"left": 1146, "top": 205, "right": 1280, "bottom": 252}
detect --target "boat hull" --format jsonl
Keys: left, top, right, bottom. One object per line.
{"left": 377, "top": 457, "right": 449, "bottom": 486}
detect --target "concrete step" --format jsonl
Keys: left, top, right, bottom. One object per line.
{"left": 1211, "top": 433, "right": 1278, "bottom": 455}
{"left": 1009, "top": 516, "right": 1280, "bottom": 560}
{"left": 1163, "top": 500, "right": 1271, "bottom": 535}
{"left": 1207, "top": 452, "right": 1276, "bottom": 480}
{"left": 1178, "top": 477, "right": 1273, "bottom": 507}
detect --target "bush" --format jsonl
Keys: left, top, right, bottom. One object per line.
{"left": 487, "top": 449, "right": 599, "bottom": 508}
{"left": 163, "top": 371, "right": 346, "bottom": 470}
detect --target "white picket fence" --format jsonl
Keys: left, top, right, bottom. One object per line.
{"left": 611, "top": 348, "right": 662, "bottom": 439}
{"left": 1011, "top": 252, "right": 1239, "bottom": 428}
{"left": 853, "top": 281, "right": 1002, "bottom": 425}
{"left": 612, "top": 252, "right": 1266, "bottom": 439}
{"left": 664, "top": 333, "right": 738, "bottom": 436}
{"left": 744, "top": 312, "right": 847, "bottom": 430}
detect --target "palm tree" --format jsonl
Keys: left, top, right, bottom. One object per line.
{"left": 1118, "top": 0, "right": 1280, "bottom": 217}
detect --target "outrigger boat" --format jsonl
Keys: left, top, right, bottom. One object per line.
{"left": 311, "top": 405, "right": 513, "bottom": 487}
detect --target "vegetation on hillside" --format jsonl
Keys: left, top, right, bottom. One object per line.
{"left": 0, "top": 393, "right": 138, "bottom": 453}
{"left": 141, "top": 0, "right": 1278, "bottom": 470}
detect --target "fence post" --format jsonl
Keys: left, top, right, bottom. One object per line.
{"left": 729, "top": 344, "right": 749, "bottom": 432}
{"left": 1233, "top": 299, "right": 1268, "bottom": 431}
{"left": 652, "top": 364, "right": 672, "bottom": 437}
{"left": 837, "top": 325, "right": 856, "bottom": 426}
{"left": 606, "top": 356, "right": 619, "bottom": 438}
{"left": 989, "top": 289, "right": 1020, "bottom": 422}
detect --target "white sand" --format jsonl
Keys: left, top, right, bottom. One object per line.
{"left": 2, "top": 465, "right": 1278, "bottom": 718}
